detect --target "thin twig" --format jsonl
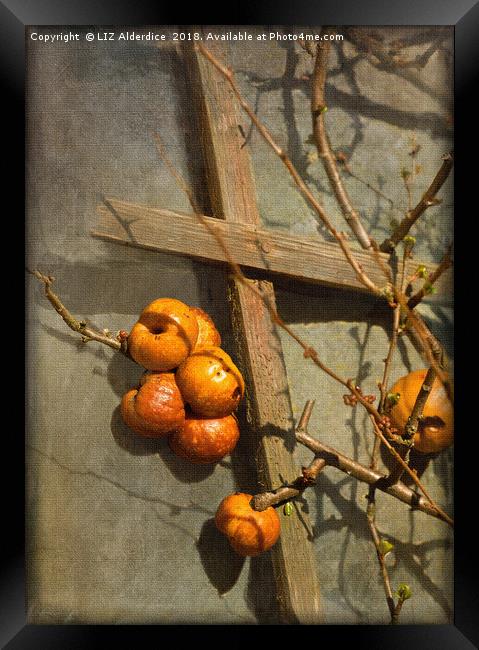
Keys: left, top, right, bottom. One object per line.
{"left": 311, "top": 36, "right": 372, "bottom": 249}
{"left": 370, "top": 291, "right": 402, "bottom": 621}
{"left": 380, "top": 152, "right": 453, "bottom": 252}
{"left": 197, "top": 43, "right": 335, "bottom": 236}
{"left": 379, "top": 305, "right": 401, "bottom": 414}
{"left": 27, "top": 269, "right": 126, "bottom": 353}
{"left": 366, "top": 494, "right": 396, "bottom": 620}
{"left": 336, "top": 233, "right": 383, "bottom": 296}
{"left": 398, "top": 297, "right": 451, "bottom": 397}
{"left": 153, "top": 133, "right": 351, "bottom": 390}
{"left": 407, "top": 244, "right": 453, "bottom": 309}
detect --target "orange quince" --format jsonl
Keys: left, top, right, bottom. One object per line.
{"left": 128, "top": 298, "right": 199, "bottom": 371}
{"left": 176, "top": 346, "right": 244, "bottom": 418}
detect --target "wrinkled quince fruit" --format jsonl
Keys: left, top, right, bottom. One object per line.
{"left": 128, "top": 298, "right": 199, "bottom": 371}
{"left": 120, "top": 371, "right": 185, "bottom": 438}
{"left": 215, "top": 492, "right": 281, "bottom": 557}
{"left": 176, "top": 346, "right": 245, "bottom": 418}
{"left": 169, "top": 413, "right": 239, "bottom": 464}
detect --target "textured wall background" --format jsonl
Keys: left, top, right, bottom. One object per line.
{"left": 26, "top": 26, "right": 453, "bottom": 624}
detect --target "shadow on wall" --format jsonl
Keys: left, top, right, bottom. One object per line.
{"left": 310, "top": 472, "right": 453, "bottom": 622}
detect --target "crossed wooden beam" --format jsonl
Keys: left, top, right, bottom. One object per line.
{"left": 94, "top": 199, "right": 451, "bottom": 302}
{"left": 92, "top": 38, "right": 451, "bottom": 624}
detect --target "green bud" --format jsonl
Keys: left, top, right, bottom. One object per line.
{"left": 387, "top": 392, "right": 401, "bottom": 406}
{"left": 401, "top": 168, "right": 411, "bottom": 180}
{"left": 396, "top": 583, "right": 412, "bottom": 601}
{"left": 283, "top": 502, "right": 294, "bottom": 516}
{"left": 424, "top": 283, "right": 437, "bottom": 295}
{"left": 319, "top": 105, "right": 328, "bottom": 114}
{"left": 378, "top": 539, "right": 394, "bottom": 556}
{"left": 403, "top": 235, "right": 416, "bottom": 247}
{"left": 416, "top": 264, "right": 428, "bottom": 279}
{"left": 381, "top": 286, "right": 394, "bottom": 302}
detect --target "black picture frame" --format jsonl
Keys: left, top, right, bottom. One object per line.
{"left": 5, "top": 0, "right": 477, "bottom": 647}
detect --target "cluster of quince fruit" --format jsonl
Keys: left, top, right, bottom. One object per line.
{"left": 120, "top": 297, "right": 281, "bottom": 556}
{"left": 121, "top": 298, "right": 245, "bottom": 464}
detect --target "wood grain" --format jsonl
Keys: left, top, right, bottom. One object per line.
{"left": 182, "top": 37, "right": 322, "bottom": 623}
{"left": 93, "top": 199, "right": 452, "bottom": 304}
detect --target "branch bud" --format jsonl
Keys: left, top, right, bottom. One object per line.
{"left": 396, "top": 583, "right": 412, "bottom": 601}
{"left": 378, "top": 539, "right": 394, "bottom": 556}
{"left": 403, "top": 235, "right": 416, "bottom": 247}
{"left": 386, "top": 392, "right": 401, "bottom": 407}
{"left": 416, "top": 264, "right": 428, "bottom": 279}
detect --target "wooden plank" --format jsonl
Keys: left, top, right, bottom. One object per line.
{"left": 93, "top": 199, "right": 453, "bottom": 304}
{"left": 182, "top": 39, "right": 322, "bottom": 623}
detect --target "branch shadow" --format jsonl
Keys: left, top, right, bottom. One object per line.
{"left": 311, "top": 473, "right": 453, "bottom": 620}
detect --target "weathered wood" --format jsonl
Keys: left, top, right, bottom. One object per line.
{"left": 93, "top": 199, "right": 452, "bottom": 304}
{"left": 182, "top": 38, "right": 322, "bottom": 623}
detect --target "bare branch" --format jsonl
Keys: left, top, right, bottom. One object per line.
{"left": 336, "top": 233, "right": 383, "bottom": 295}
{"left": 28, "top": 269, "right": 127, "bottom": 353}
{"left": 369, "top": 416, "right": 453, "bottom": 527}
{"left": 407, "top": 244, "right": 453, "bottom": 309}
{"left": 252, "top": 401, "right": 452, "bottom": 527}
{"left": 153, "top": 133, "right": 352, "bottom": 392}
{"left": 197, "top": 42, "right": 385, "bottom": 294}
{"left": 381, "top": 153, "right": 453, "bottom": 252}
{"left": 366, "top": 494, "right": 396, "bottom": 620}
{"left": 311, "top": 37, "right": 373, "bottom": 249}
{"left": 252, "top": 401, "right": 325, "bottom": 511}
{"left": 197, "top": 43, "right": 336, "bottom": 234}
{"left": 296, "top": 427, "right": 452, "bottom": 526}
{"left": 379, "top": 305, "right": 401, "bottom": 414}
{"left": 152, "top": 107, "right": 451, "bottom": 517}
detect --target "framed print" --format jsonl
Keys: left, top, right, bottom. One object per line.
{"left": 2, "top": 0, "right": 477, "bottom": 647}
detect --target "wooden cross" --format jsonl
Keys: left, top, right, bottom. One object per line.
{"left": 92, "top": 39, "right": 451, "bottom": 624}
